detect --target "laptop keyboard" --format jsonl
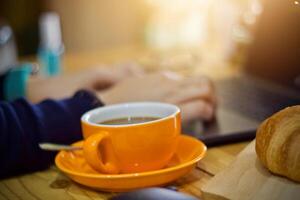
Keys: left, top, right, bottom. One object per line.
{"left": 215, "top": 76, "right": 300, "bottom": 121}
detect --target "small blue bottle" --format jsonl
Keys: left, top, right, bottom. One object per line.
{"left": 38, "top": 12, "right": 64, "bottom": 77}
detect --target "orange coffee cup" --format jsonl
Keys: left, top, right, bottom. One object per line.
{"left": 81, "top": 102, "right": 181, "bottom": 174}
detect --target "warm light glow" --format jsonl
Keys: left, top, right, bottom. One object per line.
{"left": 145, "top": 0, "right": 207, "bottom": 49}
{"left": 144, "top": 0, "right": 263, "bottom": 52}
{"left": 295, "top": 0, "right": 299, "bottom": 5}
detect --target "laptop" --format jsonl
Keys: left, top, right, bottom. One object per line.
{"left": 183, "top": 0, "right": 300, "bottom": 146}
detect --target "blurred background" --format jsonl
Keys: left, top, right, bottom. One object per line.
{"left": 0, "top": 0, "right": 262, "bottom": 57}
{"left": 1, "top": 0, "right": 300, "bottom": 85}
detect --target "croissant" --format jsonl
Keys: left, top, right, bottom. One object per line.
{"left": 256, "top": 105, "right": 300, "bottom": 182}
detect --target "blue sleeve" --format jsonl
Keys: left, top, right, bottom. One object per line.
{"left": 0, "top": 74, "right": 5, "bottom": 100}
{"left": 0, "top": 90, "right": 103, "bottom": 178}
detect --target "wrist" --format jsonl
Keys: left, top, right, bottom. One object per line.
{"left": 26, "top": 76, "right": 46, "bottom": 103}
{"left": 97, "top": 90, "right": 114, "bottom": 105}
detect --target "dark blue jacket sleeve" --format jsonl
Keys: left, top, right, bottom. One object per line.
{"left": 0, "top": 74, "right": 5, "bottom": 100}
{"left": 0, "top": 90, "right": 103, "bottom": 178}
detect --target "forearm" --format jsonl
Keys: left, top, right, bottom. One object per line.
{"left": 0, "top": 90, "right": 103, "bottom": 178}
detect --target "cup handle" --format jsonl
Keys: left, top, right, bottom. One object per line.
{"left": 83, "top": 132, "right": 120, "bottom": 174}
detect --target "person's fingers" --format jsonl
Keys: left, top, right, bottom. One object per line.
{"left": 187, "top": 75, "right": 214, "bottom": 87}
{"left": 165, "top": 84, "right": 215, "bottom": 105}
{"left": 179, "top": 100, "right": 215, "bottom": 123}
{"left": 181, "top": 76, "right": 217, "bottom": 105}
{"left": 86, "top": 63, "right": 141, "bottom": 84}
{"left": 89, "top": 69, "right": 120, "bottom": 90}
{"left": 160, "top": 71, "right": 183, "bottom": 80}
{"left": 115, "top": 62, "right": 145, "bottom": 76}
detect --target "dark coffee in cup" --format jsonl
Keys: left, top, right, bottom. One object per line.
{"left": 98, "top": 116, "right": 159, "bottom": 125}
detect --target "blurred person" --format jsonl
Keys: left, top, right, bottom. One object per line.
{"left": 0, "top": 0, "right": 216, "bottom": 179}
{"left": 0, "top": 65, "right": 216, "bottom": 178}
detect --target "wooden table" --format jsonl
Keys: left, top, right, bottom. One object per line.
{"left": 0, "top": 46, "right": 251, "bottom": 200}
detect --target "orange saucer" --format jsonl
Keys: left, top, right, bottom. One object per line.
{"left": 55, "top": 135, "right": 207, "bottom": 192}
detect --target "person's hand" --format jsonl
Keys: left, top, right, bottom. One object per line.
{"left": 27, "top": 63, "right": 143, "bottom": 103}
{"left": 99, "top": 71, "right": 217, "bottom": 122}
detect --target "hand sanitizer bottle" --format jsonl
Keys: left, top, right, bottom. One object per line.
{"left": 38, "top": 12, "right": 64, "bottom": 76}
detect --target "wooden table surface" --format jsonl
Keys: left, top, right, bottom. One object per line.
{"left": 0, "top": 46, "right": 251, "bottom": 200}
